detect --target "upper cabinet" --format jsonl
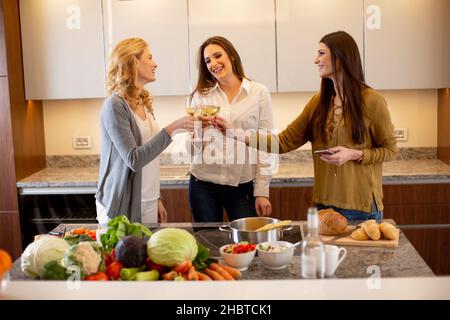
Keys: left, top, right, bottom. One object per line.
{"left": 188, "top": 0, "right": 277, "bottom": 92}
{"left": 276, "top": 0, "right": 364, "bottom": 92}
{"left": 103, "top": 0, "right": 190, "bottom": 96}
{"left": 20, "top": 0, "right": 105, "bottom": 99}
{"left": 364, "top": 0, "right": 449, "bottom": 89}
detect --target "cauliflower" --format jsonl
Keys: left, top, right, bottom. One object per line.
{"left": 62, "top": 241, "right": 104, "bottom": 278}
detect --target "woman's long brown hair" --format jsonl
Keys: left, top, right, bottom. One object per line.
{"left": 307, "top": 31, "right": 368, "bottom": 145}
{"left": 193, "top": 36, "right": 246, "bottom": 95}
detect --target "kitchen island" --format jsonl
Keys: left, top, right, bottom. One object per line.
{"left": 3, "top": 222, "right": 449, "bottom": 300}
{"left": 8, "top": 221, "right": 434, "bottom": 281}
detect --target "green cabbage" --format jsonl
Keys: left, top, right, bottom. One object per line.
{"left": 21, "top": 236, "right": 70, "bottom": 278}
{"left": 147, "top": 228, "right": 198, "bottom": 267}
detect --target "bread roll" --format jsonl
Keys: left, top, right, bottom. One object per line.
{"left": 379, "top": 222, "right": 399, "bottom": 240}
{"left": 318, "top": 208, "right": 348, "bottom": 235}
{"left": 350, "top": 227, "right": 369, "bottom": 240}
{"left": 363, "top": 223, "right": 381, "bottom": 240}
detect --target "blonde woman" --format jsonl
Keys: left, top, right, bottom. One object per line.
{"left": 95, "top": 38, "right": 195, "bottom": 225}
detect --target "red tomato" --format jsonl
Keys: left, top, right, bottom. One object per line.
{"left": 106, "top": 261, "right": 123, "bottom": 280}
{"left": 145, "top": 258, "right": 169, "bottom": 274}
{"left": 85, "top": 272, "right": 109, "bottom": 281}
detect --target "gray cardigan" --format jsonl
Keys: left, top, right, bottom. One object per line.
{"left": 95, "top": 94, "right": 172, "bottom": 222}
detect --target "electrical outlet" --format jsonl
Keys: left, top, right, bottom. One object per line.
{"left": 394, "top": 128, "right": 407, "bottom": 142}
{"left": 73, "top": 136, "right": 92, "bottom": 149}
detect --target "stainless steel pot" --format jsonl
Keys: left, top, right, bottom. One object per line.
{"left": 219, "top": 217, "right": 293, "bottom": 244}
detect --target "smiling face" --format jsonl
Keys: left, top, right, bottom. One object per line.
{"left": 314, "top": 42, "right": 334, "bottom": 79}
{"left": 203, "top": 44, "right": 234, "bottom": 82}
{"left": 135, "top": 46, "right": 158, "bottom": 87}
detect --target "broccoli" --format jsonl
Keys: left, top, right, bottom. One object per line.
{"left": 40, "top": 261, "right": 69, "bottom": 280}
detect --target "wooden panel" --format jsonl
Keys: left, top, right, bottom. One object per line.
{"left": 384, "top": 204, "right": 450, "bottom": 275}
{"left": 383, "top": 184, "right": 450, "bottom": 206}
{"left": 160, "top": 188, "right": 192, "bottom": 223}
{"left": 2, "top": 0, "right": 45, "bottom": 180}
{"left": 0, "top": 77, "right": 17, "bottom": 211}
{"left": 438, "top": 88, "right": 450, "bottom": 165}
{"left": 279, "top": 186, "right": 314, "bottom": 221}
{"left": 268, "top": 187, "right": 281, "bottom": 220}
{"left": 0, "top": 211, "right": 22, "bottom": 260}
{"left": 0, "top": 2, "right": 6, "bottom": 76}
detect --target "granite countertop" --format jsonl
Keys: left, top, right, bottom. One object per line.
{"left": 9, "top": 221, "right": 434, "bottom": 281}
{"left": 16, "top": 159, "right": 450, "bottom": 189}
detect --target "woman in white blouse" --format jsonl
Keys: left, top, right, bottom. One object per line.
{"left": 188, "top": 36, "right": 274, "bottom": 222}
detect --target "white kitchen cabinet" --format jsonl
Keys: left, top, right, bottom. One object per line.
{"left": 364, "top": 0, "right": 449, "bottom": 89}
{"left": 103, "top": 0, "right": 190, "bottom": 96}
{"left": 188, "top": 0, "right": 277, "bottom": 92}
{"left": 20, "top": 0, "right": 106, "bottom": 99}
{"left": 276, "top": 0, "right": 364, "bottom": 92}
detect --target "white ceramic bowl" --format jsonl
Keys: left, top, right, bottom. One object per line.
{"left": 219, "top": 244, "right": 256, "bottom": 271}
{"left": 256, "top": 241, "right": 295, "bottom": 270}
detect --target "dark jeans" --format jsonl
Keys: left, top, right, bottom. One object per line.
{"left": 189, "top": 175, "right": 257, "bottom": 222}
{"left": 316, "top": 196, "right": 383, "bottom": 223}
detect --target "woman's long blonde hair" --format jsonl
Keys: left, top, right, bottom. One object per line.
{"left": 106, "top": 38, "right": 152, "bottom": 112}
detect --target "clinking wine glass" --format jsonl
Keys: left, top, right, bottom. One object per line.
{"left": 200, "top": 94, "right": 220, "bottom": 117}
{"left": 186, "top": 96, "right": 201, "bottom": 117}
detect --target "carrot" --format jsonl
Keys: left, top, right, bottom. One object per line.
{"left": 172, "top": 260, "right": 192, "bottom": 274}
{"left": 71, "top": 228, "right": 87, "bottom": 235}
{"left": 187, "top": 266, "right": 199, "bottom": 281}
{"left": 162, "top": 270, "right": 178, "bottom": 281}
{"left": 209, "top": 263, "right": 235, "bottom": 280}
{"left": 217, "top": 263, "right": 241, "bottom": 280}
{"left": 196, "top": 271, "right": 212, "bottom": 281}
{"left": 204, "top": 268, "right": 225, "bottom": 281}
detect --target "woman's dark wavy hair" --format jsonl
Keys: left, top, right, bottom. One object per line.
{"left": 193, "top": 36, "right": 246, "bottom": 95}
{"left": 307, "top": 31, "right": 369, "bottom": 145}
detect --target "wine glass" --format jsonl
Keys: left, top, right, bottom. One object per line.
{"left": 200, "top": 94, "right": 220, "bottom": 117}
{"left": 185, "top": 96, "right": 200, "bottom": 117}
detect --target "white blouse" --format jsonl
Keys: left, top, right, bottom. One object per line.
{"left": 132, "top": 109, "right": 160, "bottom": 202}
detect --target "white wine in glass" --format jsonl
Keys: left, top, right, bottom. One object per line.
{"left": 185, "top": 96, "right": 200, "bottom": 117}
{"left": 186, "top": 106, "right": 201, "bottom": 116}
{"left": 201, "top": 105, "right": 221, "bottom": 117}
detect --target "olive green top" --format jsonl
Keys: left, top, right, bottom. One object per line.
{"left": 256, "top": 88, "right": 398, "bottom": 213}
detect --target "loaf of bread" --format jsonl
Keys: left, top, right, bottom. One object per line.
{"left": 318, "top": 208, "right": 348, "bottom": 235}
{"left": 379, "top": 222, "right": 399, "bottom": 240}
{"left": 350, "top": 227, "right": 369, "bottom": 240}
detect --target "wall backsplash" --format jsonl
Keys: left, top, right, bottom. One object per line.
{"left": 43, "top": 89, "right": 438, "bottom": 155}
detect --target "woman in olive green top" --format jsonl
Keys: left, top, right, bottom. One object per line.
{"left": 211, "top": 31, "right": 398, "bottom": 221}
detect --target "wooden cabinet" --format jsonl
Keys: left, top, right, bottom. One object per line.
{"left": 276, "top": 0, "right": 364, "bottom": 92}
{"left": 188, "top": 0, "right": 277, "bottom": 92}
{"left": 1, "top": 0, "right": 46, "bottom": 260}
{"left": 383, "top": 184, "right": 450, "bottom": 275}
{"left": 160, "top": 187, "right": 191, "bottom": 223}
{"left": 364, "top": 0, "right": 449, "bottom": 89}
{"left": 276, "top": 186, "right": 314, "bottom": 220}
{"left": 103, "top": 0, "right": 190, "bottom": 96}
{"left": 19, "top": 0, "right": 105, "bottom": 99}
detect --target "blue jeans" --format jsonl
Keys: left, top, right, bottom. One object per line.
{"left": 316, "top": 197, "right": 383, "bottom": 223}
{"left": 189, "top": 175, "right": 257, "bottom": 222}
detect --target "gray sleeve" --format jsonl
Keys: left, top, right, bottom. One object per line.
{"left": 101, "top": 96, "right": 172, "bottom": 172}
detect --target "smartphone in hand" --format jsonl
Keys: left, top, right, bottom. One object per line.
{"left": 314, "top": 149, "right": 335, "bottom": 156}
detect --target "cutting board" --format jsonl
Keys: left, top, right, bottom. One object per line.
{"left": 300, "top": 223, "right": 400, "bottom": 248}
